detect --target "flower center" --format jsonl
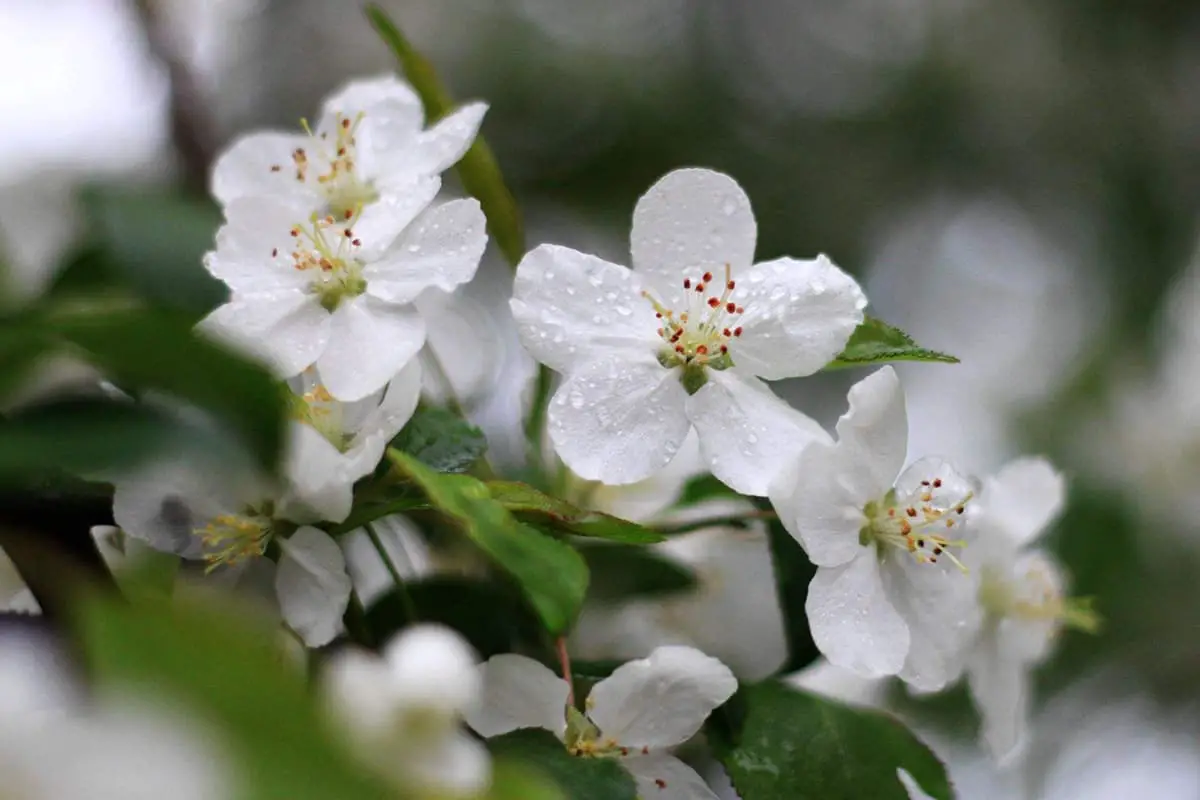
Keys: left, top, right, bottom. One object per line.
{"left": 291, "top": 376, "right": 352, "bottom": 451}
{"left": 285, "top": 211, "right": 367, "bottom": 310}
{"left": 861, "top": 478, "right": 972, "bottom": 572}
{"left": 272, "top": 112, "right": 380, "bottom": 219}
{"left": 563, "top": 706, "right": 640, "bottom": 760}
{"left": 979, "top": 564, "right": 1101, "bottom": 633}
{"left": 195, "top": 510, "right": 272, "bottom": 572}
{"left": 642, "top": 264, "right": 743, "bottom": 391}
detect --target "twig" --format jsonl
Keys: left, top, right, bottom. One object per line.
{"left": 652, "top": 509, "right": 778, "bottom": 537}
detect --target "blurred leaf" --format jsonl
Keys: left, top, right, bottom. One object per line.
{"left": 330, "top": 494, "right": 430, "bottom": 535}
{"left": 392, "top": 406, "right": 487, "bottom": 473}
{"left": 366, "top": 576, "right": 547, "bottom": 660}
{"left": 51, "top": 306, "right": 287, "bottom": 472}
{"left": 578, "top": 542, "right": 695, "bottom": 602}
{"left": 488, "top": 729, "right": 637, "bottom": 800}
{"left": 388, "top": 450, "right": 588, "bottom": 634}
{"left": 676, "top": 473, "right": 741, "bottom": 508}
{"left": 78, "top": 594, "right": 394, "bottom": 800}
{"left": 487, "top": 481, "right": 664, "bottom": 544}
{"left": 763, "top": 511, "right": 820, "bottom": 674}
{"left": 825, "top": 317, "right": 958, "bottom": 369}
{"left": 365, "top": 4, "right": 525, "bottom": 266}
{"left": 708, "top": 680, "right": 954, "bottom": 800}
{"left": 79, "top": 187, "right": 225, "bottom": 316}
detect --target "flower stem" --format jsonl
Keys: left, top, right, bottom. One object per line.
{"left": 556, "top": 635, "right": 575, "bottom": 707}
{"left": 652, "top": 509, "right": 778, "bottom": 536}
{"left": 524, "top": 365, "right": 554, "bottom": 470}
{"left": 364, "top": 522, "right": 418, "bottom": 622}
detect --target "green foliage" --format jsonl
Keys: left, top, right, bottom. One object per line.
{"left": 825, "top": 317, "right": 958, "bottom": 369}
{"left": 676, "top": 473, "right": 741, "bottom": 508}
{"left": 708, "top": 680, "right": 954, "bottom": 800}
{"left": 366, "top": 4, "right": 526, "bottom": 267}
{"left": 488, "top": 760, "right": 566, "bottom": 800}
{"left": 392, "top": 406, "right": 489, "bottom": 473}
{"left": 763, "top": 512, "right": 821, "bottom": 674}
{"left": 78, "top": 594, "right": 395, "bottom": 800}
{"left": 488, "top": 729, "right": 638, "bottom": 800}
{"left": 578, "top": 542, "right": 696, "bottom": 602}
{"left": 487, "top": 481, "right": 665, "bottom": 544}
{"left": 389, "top": 450, "right": 589, "bottom": 634}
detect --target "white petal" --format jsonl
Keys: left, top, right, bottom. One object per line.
{"left": 321, "top": 74, "right": 423, "bottom": 124}
{"left": 210, "top": 130, "right": 313, "bottom": 206}
{"left": 205, "top": 196, "right": 317, "bottom": 294}
{"left": 322, "top": 647, "right": 397, "bottom": 737}
{"left": 200, "top": 292, "right": 331, "bottom": 379}
{"left": 277, "top": 423, "right": 353, "bottom": 524}
{"left": 385, "top": 624, "right": 480, "bottom": 714}
{"left": 112, "top": 462, "right": 239, "bottom": 559}
{"left": 416, "top": 290, "right": 499, "bottom": 405}
{"left": 687, "top": 369, "right": 830, "bottom": 496}
{"left": 894, "top": 457, "right": 979, "bottom": 519}
{"left": 352, "top": 178, "right": 443, "bottom": 259}
{"left": 344, "top": 359, "right": 422, "bottom": 477}
{"left": 730, "top": 255, "right": 866, "bottom": 380}
{"left": 547, "top": 354, "right": 691, "bottom": 486}
{"left": 880, "top": 552, "right": 979, "bottom": 693}
{"left": 317, "top": 296, "right": 426, "bottom": 401}
{"left": 587, "top": 645, "right": 736, "bottom": 749}
{"left": 275, "top": 526, "right": 353, "bottom": 647}
{"left": 404, "top": 732, "right": 491, "bottom": 797}
{"left": 834, "top": 367, "right": 908, "bottom": 500}
{"left": 897, "top": 768, "right": 940, "bottom": 800}
{"left": 768, "top": 441, "right": 865, "bottom": 568}
{"left": 966, "top": 627, "right": 1030, "bottom": 763}
{"left": 340, "top": 515, "right": 432, "bottom": 608}
{"left": 411, "top": 102, "right": 488, "bottom": 174}
{"left": 806, "top": 554, "right": 909, "bottom": 679}
{"left": 365, "top": 198, "right": 487, "bottom": 302}
{"left": 510, "top": 244, "right": 658, "bottom": 373}
{"left": 464, "top": 654, "right": 569, "bottom": 740}
{"left": 622, "top": 753, "right": 720, "bottom": 800}
{"left": 631, "top": 169, "right": 757, "bottom": 289}
{"left": 979, "top": 457, "right": 1066, "bottom": 548}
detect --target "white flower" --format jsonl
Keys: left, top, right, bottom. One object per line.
{"left": 571, "top": 499, "right": 788, "bottom": 680}
{"left": 768, "top": 366, "right": 978, "bottom": 691}
{"left": 323, "top": 625, "right": 489, "bottom": 796}
{"left": 201, "top": 186, "right": 488, "bottom": 401}
{"left": 511, "top": 167, "right": 866, "bottom": 495}
{"left": 212, "top": 75, "right": 486, "bottom": 218}
{"left": 111, "top": 461, "right": 352, "bottom": 647}
{"left": 0, "top": 546, "right": 38, "bottom": 614}
{"left": 466, "top": 645, "right": 737, "bottom": 800}
{"left": 340, "top": 514, "right": 433, "bottom": 608}
{"left": 963, "top": 457, "right": 1095, "bottom": 762}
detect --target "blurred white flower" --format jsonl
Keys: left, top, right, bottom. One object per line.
{"left": 0, "top": 546, "right": 38, "bottom": 614}
{"left": 769, "top": 367, "right": 979, "bottom": 691}
{"left": 512, "top": 167, "right": 865, "bottom": 494}
{"left": 340, "top": 514, "right": 434, "bottom": 608}
{"left": 324, "top": 625, "right": 489, "bottom": 796}
{"left": 467, "top": 645, "right": 736, "bottom": 800}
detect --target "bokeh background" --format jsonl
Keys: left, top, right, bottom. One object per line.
{"left": 5, "top": 0, "right": 1200, "bottom": 796}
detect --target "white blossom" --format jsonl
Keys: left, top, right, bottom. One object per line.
{"left": 0, "top": 546, "right": 38, "bottom": 614}
{"left": 510, "top": 167, "right": 866, "bottom": 495}
{"left": 323, "top": 625, "right": 489, "bottom": 796}
{"left": 964, "top": 457, "right": 1095, "bottom": 762}
{"left": 466, "top": 646, "right": 737, "bottom": 800}
{"left": 768, "top": 366, "right": 978, "bottom": 691}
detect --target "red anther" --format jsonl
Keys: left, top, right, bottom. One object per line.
{"left": 352, "top": 239, "right": 362, "bottom": 246}
{"left": 735, "top": 305, "right": 744, "bottom": 314}
{"left": 723, "top": 328, "right": 731, "bottom": 337}
{"left": 727, "top": 280, "right": 736, "bottom": 290}
{"left": 920, "top": 480, "right": 931, "bottom": 487}
{"left": 343, "top": 209, "right": 354, "bottom": 220}
{"left": 703, "top": 272, "right": 713, "bottom": 282}
{"left": 708, "top": 297, "right": 720, "bottom": 308}
{"left": 696, "top": 345, "right": 709, "bottom": 355}
{"left": 337, "top": 148, "right": 346, "bottom": 156}
{"left": 290, "top": 228, "right": 300, "bottom": 237}
{"left": 733, "top": 326, "right": 743, "bottom": 337}
{"left": 270, "top": 164, "right": 281, "bottom": 172}
{"left": 695, "top": 283, "right": 705, "bottom": 293}
{"left": 932, "top": 478, "right": 943, "bottom": 488}
{"left": 344, "top": 229, "right": 353, "bottom": 237}
{"left": 726, "top": 302, "right": 736, "bottom": 313}
{"left": 719, "top": 344, "right": 728, "bottom": 354}
{"left": 683, "top": 279, "right": 691, "bottom": 289}
{"left": 655, "top": 312, "right": 663, "bottom": 319}
{"left": 657, "top": 328, "right": 664, "bottom": 337}
{"left": 271, "top": 248, "right": 278, "bottom": 257}
{"left": 906, "top": 508, "right": 917, "bottom": 518}
{"left": 675, "top": 345, "right": 685, "bottom": 353}
{"left": 341, "top": 118, "right": 351, "bottom": 129}
{"left": 655, "top": 779, "right": 667, "bottom": 789}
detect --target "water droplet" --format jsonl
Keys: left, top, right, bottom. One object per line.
{"left": 615, "top": 306, "right": 632, "bottom": 317}
{"left": 566, "top": 287, "right": 576, "bottom": 296}
{"left": 407, "top": 244, "right": 421, "bottom": 253}
{"left": 569, "top": 392, "right": 586, "bottom": 409}
{"left": 722, "top": 201, "right": 736, "bottom": 215}
{"left": 747, "top": 433, "right": 759, "bottom": 444}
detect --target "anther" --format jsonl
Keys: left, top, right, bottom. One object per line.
{"left": 727, "top": 280, "right": 736, "bottom": 290}
{"left": 733, "top": 327, "right": 743, "bottom": 337}
{"left": 708, "top": 297, "right": 720, "bottom": 308}
{"left": 683, "top": 279, "right": 691, "bottom": 289}
{"left": 726, "top": 302, "right": 736, "bottom": 313}
{"left": 703, "top": 271, "right": 713, "bottom": 282}
{"left": 270, "top": 164, "right": 281, "bottom": 172}
{"left": 695, "top": 283, "right": 705, "bottom": 293}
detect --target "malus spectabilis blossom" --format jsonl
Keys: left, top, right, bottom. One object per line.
{"left": 511, "top": 167, "right": 866, "bottom": 495}
{"left": 466, "top": 646, "right": 736, "bottom": 800}
{"left": 768, "top": 367, "right": 978, "bottom": 691}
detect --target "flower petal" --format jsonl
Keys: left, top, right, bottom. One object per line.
{"left": 112, "top": 462, "right": 241, "bottom": 559}
{"left": 547, "top": 354, "right": 690, "bottom": 486}
{"left": 979, "top": 457, "right": 1066, "bottom": 549}
{"left": 200, "top": 292, "right": 331, "bottom": 378}
{"left": 205, "top": 195, "right": 318, "bottom": 294}
{"left": 365, "top": 198, "right": 487, "bottom": 302}
{"left": 405, "top": 732, "right": 491, "bottom": 797}
{"left": 834, "top": 366, "right": 908, "bottom": 500}
{"left": 731, "top": 255, "right": 866, "bottom": 380}
{"left": 631, "top": 168, "right": 757, "bottom": 291}
{"left": 806, "top": 553, "right": 909, "bottom": 679}
{"left": 966, "top": 627, "right": 1030, "bottom": 763}
{"left": 464, "top": 654, "right": 570, "bottom": 740}
{"left": 275, "top": 526, "right": 352, "bottom": 647}
{"left": 897, "top": 768, "right": 940, "bottom": 800}
{"left": 344, "top": 359, "right": 422, "bottom": 477}
{"left": 416, "top": 290, "right": 500, "bottom": 405}
{"left": 321, "top": 74, "right": 423, "bottom": 125}
{"left": 768, "top": 441, "right": 865, "bottom": 568}
{"left": 277, "top": 422, "right": 353, "bottom": 524}
{"left": 411, "top": 101, "right": 488, "bottom": 174}
{"left": 350, "top": 178, "right": 443, "bottom": 260}
{"left": 385, "top": 624, "right": 481, "bottom": 714}
{"left": 210, "top": 131, "right": 313, "bottom": 206}
{"left": 511, "top": 244, "right": 658, "bottom": 374}
{"left": 317, "top": 296, "right": 426, "bottom": 401}
{"left": 687, "top": 369, "right": 830, "bottom": 496}
{"left": 340, "top": 515, "right": 432, "bottom": 608}
{"left": 587, "top": 645, "right": 736, "bottom": 749}
{"left": 622, "top": 753, "right": 720, "bottom": 800}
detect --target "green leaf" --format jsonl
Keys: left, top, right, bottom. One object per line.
{"left": 51, "top": 306, "right": 287, "bottom": 472}
{"left": 78, "top": 595, "right": 395, "bottom": 800}
{"left": 488, "top": 729, "right": 637, "bottom": 800}
{"left": 388, "top": 449, "right": 588, "bottom": 634}
{"left": 488, "top": 759, "right": 566, "bottom": 800}
{"left": 392, "top": 406, "right": 488, "bottom": 473}
{"left": 825, "top": 317, "right": 958, "bottom": 369}
{"left": 676, "top": 473, "right": 741, "bottom": 508}
{"left": 579, "top": 542, "right": 696, "bottom": 602}
{"left": 487, "top": 481, "right": 665, "bottom": 544}
{"left": 365, "top": 4, "right": 525, "bottom": 267}
{"left": 763, "top": 512, "right": 821, "bottom": 673}
{"left": 708, "top": 680, "right": 954, "bottom": 800}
